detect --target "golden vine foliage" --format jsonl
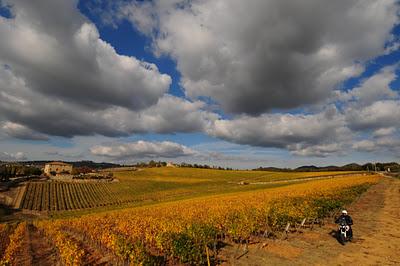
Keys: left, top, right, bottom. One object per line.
{"left": 32, "top": 174, "right": 379, "bottom": 264}
{"left": 0, "top": 222, "right": 26, "bottom": 266}
{"left": 36, "top": 222, "right": 85, "bottom": 266}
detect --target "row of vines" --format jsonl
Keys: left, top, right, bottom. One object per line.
{"left": 0, "top": 224, "right": 13, "bottom": 258}
{"left": 0, "top": 223, "right": 26, "bottom": 266}
{"left": 0, "top": 222, "right": 86, "bottom": 266}
{"left": 37, "top": 223, "right": 85, "bottom": 265}
{"left": 20, "top": 182, "right": 123, "bottom": 211}
{"left": 33, "top": 174, "right": 380, "bottom": 265}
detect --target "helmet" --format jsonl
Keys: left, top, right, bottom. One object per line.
{"left": 342, "top": 210, "right": 348, "bottom": 215}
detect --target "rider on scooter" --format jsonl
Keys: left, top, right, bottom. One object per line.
{"left": 335, "top": 210, "right": 353, "bottom": 240}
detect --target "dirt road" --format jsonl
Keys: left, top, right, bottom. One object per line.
{"left": 220, "top": 177, "right": 400, "bottom": 265}
{"left": 332, "top": 177, "right": 400, "bottom": 265}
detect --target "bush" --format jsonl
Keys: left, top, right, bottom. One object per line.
{"left": 312, "top": 197, "right": 343, "bottom": 218}
{"left": 115, "top": 236, "right": 156, "bottom": 265}
{"left": 158, "top": 224, "right": 217, "bottom": 265}
{"left": 225, "top": 208, "right": 261, "bottom": 242}
{"left": 267, "top": 197, "right": 316, "bottom": 229}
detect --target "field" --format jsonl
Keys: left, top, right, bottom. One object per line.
{"left": 0, "top": 168, "right": 385, "bottom": 265}
{"left": 17, "top": 168, "right": 358, "bottom": 214}
{"left": 20, "top": 182, "right": 122, "bottom": 211}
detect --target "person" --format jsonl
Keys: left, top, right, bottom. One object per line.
{"left": 335, "top": 210, "right": 353, "bottom": 240}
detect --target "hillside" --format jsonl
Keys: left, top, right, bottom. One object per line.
{"left": 2, "top": 168, "right": 361, "bottom": 218}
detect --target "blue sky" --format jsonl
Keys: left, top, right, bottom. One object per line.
{"left": 0, "top": 0, "right": 399, "bottom": 168}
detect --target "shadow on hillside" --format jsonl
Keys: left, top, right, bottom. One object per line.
{"left": 0, "top": 203, "right": 22, "bottom": 222}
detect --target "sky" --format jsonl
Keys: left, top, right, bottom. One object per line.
{"left": 0, "top": 0, "right": 399, "bottom": 169}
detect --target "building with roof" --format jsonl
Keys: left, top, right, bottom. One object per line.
{"left": 44, "top": 162, "right": 73, "bottom": 176}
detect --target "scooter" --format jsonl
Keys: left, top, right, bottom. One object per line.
{"left": 337, "top": 222, "right": 350, "bottom": 245}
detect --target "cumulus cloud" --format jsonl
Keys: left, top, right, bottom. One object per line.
{"left": 1, "top": 122, "right": 49, "bottom": 140}
{"left": 352, "top": 140, "right": 376, "bottom": 152}
{"left": 102, "top": 95, "right": 219, "bottom": 135}
{"left": 373, "top": 127, "right": 397, "bottom": 137}
{"left": 352, "top": 136, "right": 400, "bottom": 153}
{"left": 0, "top": 63, "right": 216, "bottom": 137}
{"left": 206, "top": 106, "right": 352, "bottom": 157}
{"left": 338, "top": 66, "right": 400, "bottom": 133}
{"left": 116, "top": 0, "right": 399, "bottom": 115}
{"left": 0, "top": 68, "right": 217, "bottom": 139}
{"left": 90, "top": 140, "right": 196, "bottom": 159}
{"left": 337, "top": 66, "right": 398, "bottom": 106}
{"left": 0, "top": 0, "right": 170, "bottom": 112}
{"left": 289, "top": 143, "right": 345, "bottom": 158}
{"left": 0, "top": 151, "right": 26, "bottom": 161}
{"left": 346, "top": 100, "right": 400, "bottom": 131}
{"left": 0, "top": 0, "right": 224, "bottom": 139}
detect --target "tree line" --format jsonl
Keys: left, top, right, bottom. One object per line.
{"left": 0, "top": 164, "right": 42, "bottom": 182}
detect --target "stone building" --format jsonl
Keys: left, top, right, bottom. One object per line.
{"left": 44, "top": 162, "right": 73, "bottom": 176}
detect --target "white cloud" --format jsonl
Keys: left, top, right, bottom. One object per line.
{"left": 208, "top": 106, "right": 346, "bottom": 147}
{"left": 117, "top": 0, "right": 399, "bottom": 114}
{"left": 352, "top": 140, "right": 377, "bottom": 152}
{"left": 338, "top": 66, "right": 398, "bottom": 106}
{"left": 0, "top": 151, "right": 26, "bottom": 161}
{"left": 352, "top": 136, "right": 400, "bottom": 153}
{"left": 0, "top": 63, "right": 215, "bottom": 137}
{"left": 0, "top": 0, "right": 171, "bottom": 112}
{"left": 2, "top": 121, "right": 48, "bottom": 140}
{"left": 206, "top": 106, "right": 353, "bottom": 157}
{"left": 289, "top": 143, "right": 344, "bottom": 158}
{"left": 373, "top": 127, "right": 397, "bottom": 137}
{"left": 346, "top": 100, "right": 400, "bottom": 131}
{"left": 102, "top": 95, "right": 219, "bottom": 134}
{"left": 90, "top": 140, "right": 196, "bottom": 159}
{"left": 0, "top": 1, "right": 223, "bottom": 139}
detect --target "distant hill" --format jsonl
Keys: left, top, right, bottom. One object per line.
{"left": 255, "top": 162, "right": 400, "bottom": 172}
{"left": 254, "top": 166, "right": 292, "bottom": 172}
{"left": 15, "top": 160, "right": 121, "bottom": 170}
{"left": 340, "top": 163, "right": 363, "bottom": 171}
{"left": 295, "top": 165, "right": 320, "bottom": 171}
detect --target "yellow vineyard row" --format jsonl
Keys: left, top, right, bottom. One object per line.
{"left": 34, "top": 174, "right": 379, "bottom": 265}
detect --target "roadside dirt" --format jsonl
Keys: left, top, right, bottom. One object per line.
{"left": 17, "top": 224, "right": 115, "bottom": 266}
{"left": 30, "top": 227, "right": 60, "bottom": 266}
{"left": 63, "top": 229, "right": 116, "bottom": 265}
{"left": 17, "top": 224, "right": 61, "bottom": 266}
{"left": 219, "top": 177, "right": 400, "bottom": 265}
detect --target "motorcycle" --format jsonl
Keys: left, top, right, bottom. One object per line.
{"left": 337, "top": 222, "right": 351, "bottom": 245}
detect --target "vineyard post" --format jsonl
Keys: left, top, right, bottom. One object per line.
{"left": 300, "top": 218, "right": 307, "bottom": 227}
{"left": 282, "top": 222, "right": 290, "bottom": 239}
{"left": 297, "top": 218, "right": 307, "bottom": 231}
{"left": 206, "top": 245, "right": 211, "bottom": 266}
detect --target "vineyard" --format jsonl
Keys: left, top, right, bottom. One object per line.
{"left": 17, "top": 168, "right": 360, "bottom": 213}
{"left": 0, "top": 174, "right": 380, "bottom": 265}
{"left": 19, "top": 182, "right": 124, "bottom": 211}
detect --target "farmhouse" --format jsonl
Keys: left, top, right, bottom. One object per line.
{"left": 166, "top": 162, "right": 176, "bottom": 167}
{"left": 44, "top": 162, "right": 73, "bottom": 176}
